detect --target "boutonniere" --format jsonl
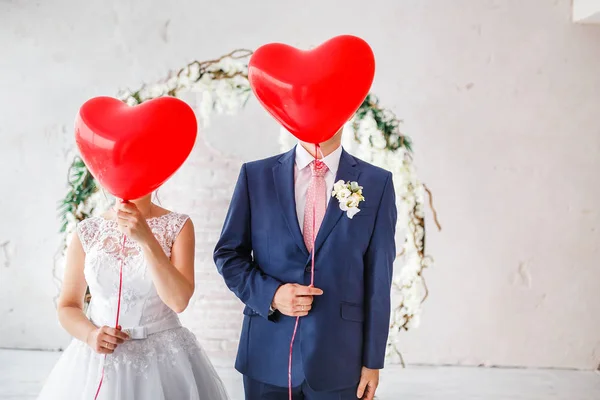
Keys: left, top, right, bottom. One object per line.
{"left": 332, "top": 180, "right": 365, "bottom": 219}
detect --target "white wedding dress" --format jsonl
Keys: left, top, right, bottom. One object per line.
{"left": 37, "top": 212, "right": 229, "bottom": 400}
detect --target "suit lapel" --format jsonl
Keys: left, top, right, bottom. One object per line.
{"left": 273, "top": 147, "right": 309, "bottom": 256}
{"left": 311, "top": 149, "right": 361, "bottom": 257}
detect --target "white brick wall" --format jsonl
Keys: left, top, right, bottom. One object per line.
{"left": 159, "top": 123, "right": 246, "bottom": 364}
{"left": 156, "top": 91, "right": 259, "bottom": 363}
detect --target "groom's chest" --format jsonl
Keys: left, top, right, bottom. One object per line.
{"left": 293, "top": 167, "right": 336, "bottom": 226}
{"left": 248, "top": 169, "right": 379, "bottom": 260}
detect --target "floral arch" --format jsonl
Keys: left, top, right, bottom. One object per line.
{"left": 58, "top": 49, "right": 440, "bottom": 364}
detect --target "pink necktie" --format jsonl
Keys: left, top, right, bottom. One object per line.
{"left": 303, "top": 160, "right": 328, "bottom": 252}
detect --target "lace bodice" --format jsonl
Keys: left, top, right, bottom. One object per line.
{"left": 77, "top": 212, "right": 190, "bottom": 328}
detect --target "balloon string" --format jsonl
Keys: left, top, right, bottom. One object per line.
{"left": 288, "top": 143, "right": 322, "bottom": 400}
{"left": 93, "top": 232, "right": 126, "bottom": 400}
{"left": 288, "top": 317, "right": 299, "bottom": 399}
{"left": 92, "top": 358, "right": 105, "bottom": 400}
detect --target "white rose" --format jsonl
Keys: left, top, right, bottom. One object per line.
{"left": 218, "top": 59, "right": 231, "bottom": 73}
{"left": 402, "top": 285, "right": 423, "bottom": 314}
{"left": 414, "top": 203, "right": 425, "bottom": 219}
{"left": 393, "top": 311, "right": 406, "bottom": 326}
{"left": 359, "top": 114, "right": 377, "bottom": 133}
{"left": 397, "top": 268, "right": 417, "bottom": 286}
{"left": 406, "top": 314, "right": 421, "bottom": 329}
{"left": 178, "top": 74, "right": 192, "bottom": 88}
{"left": 371, "top": 132, "right": 387, "bottom": 149}
{"left": 372, "top": 152, "right": 388, "bottom": 168}
{"left": 199, "top": 73, "right": 213, "bottom": 84}
{"left": 339, "top": 201, "right": 349, "bottom": 212}
{"left": 337, "top": 188, "right": 352, "bottom": 199}
{"left": 188, "top": 64, "right": 201, "bottom": 81}
{"left": 148, "top": 84, "right": 167, "bottom": 98}
{"left": 346, "top": 207, "right": 360, "bottom": 219}
{"left": 166, "top": 76, "right": 179, "bottom": 91}
{"left": 333, "top": 180, "right": 346, "bottom": 193}
{"left": 397, "top": 276, "right": 413, "bottom": 288}
{"left": 348, "top": 192, "right": 362, "bottom": 207}
{"left": 415, "top": 225, "right": 424, "bottom": 236}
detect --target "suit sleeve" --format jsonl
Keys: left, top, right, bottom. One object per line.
{"left": 213, "top": 164, "right": 282, "bottom": 320}
{"left": 363, "top": 172, "right": 397, "bottom": 369}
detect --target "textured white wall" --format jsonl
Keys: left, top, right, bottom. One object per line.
{"left": 1, "top": 0, "right": 599, "bottom": 369}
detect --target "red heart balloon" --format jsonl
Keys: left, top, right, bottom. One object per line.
{"left": 248, "top": 35, "right": 375, "bottom": 144}
{"left": 75, "top": 96, "right": 197, "bottom": 200}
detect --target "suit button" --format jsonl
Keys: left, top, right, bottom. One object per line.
{"left": 305, "top": 266, "right": 311, "bottom": 272}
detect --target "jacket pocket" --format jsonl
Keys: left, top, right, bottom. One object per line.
{"left": 340, "top": 302, "right": 364, "bottom": 322}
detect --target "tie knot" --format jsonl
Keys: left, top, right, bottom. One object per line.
{"left": 310, "top": 160, "right": 328, "bottom": 177}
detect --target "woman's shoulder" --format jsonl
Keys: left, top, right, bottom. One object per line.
{"left": 167, "top": 211, "right": 190, "bottom": 220}
{"left": 77, "top": 215, "right": 104, "bottom": 230}
{"left": 158, "top": 211, "right": 192, "bottom": 243}
{"left": 163, "top": 211, "right": 191, "bottom": 229}
{"left": 76, "top": 216, "right": 105, "bottom": 252}
{"left": 151, "top": 206, "right": 189, "bottom": 222}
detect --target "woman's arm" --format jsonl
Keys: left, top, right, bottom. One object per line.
{"left": 57, "top": 233, "right": 96, "bottom": 342}
{"left": 117, "top": 204, "right": 195, "bottom": 313}
{"left": 141, "top": 220, "right": 195, "bottom": 313}
{"left": 58, "top": 232, "right": 128, "bottom": 353}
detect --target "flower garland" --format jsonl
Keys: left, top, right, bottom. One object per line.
{"left": 117, "top": 49, "right": 252, "bottom": 127}
{"left": 59, "top": 50, "right": 440, "bottom": 365}
{"left": 350, "top": 95, "right": 441, "bottom": 365}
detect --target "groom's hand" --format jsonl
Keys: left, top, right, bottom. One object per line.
{"left": 357, "top": 367, "right": 379, "bottom": 400}
{"left": 271, "top": 284, "right": 323, "bottom": 317}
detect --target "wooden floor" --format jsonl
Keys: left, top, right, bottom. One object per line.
{"left": 1, "top": 349, "right": 599, "bottom": 399}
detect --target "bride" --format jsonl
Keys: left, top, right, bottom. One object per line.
{"left": 37, "top": 196, "right": 229, "bottom": 399}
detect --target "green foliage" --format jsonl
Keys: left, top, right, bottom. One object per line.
{"left": 57, "top": 156, "right": 99, "bottom": 233}
{"left": 353, "top": 94, "right": 412, "bottom": 153}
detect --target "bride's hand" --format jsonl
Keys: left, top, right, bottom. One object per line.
{"left": 86, "top": 326, "right": 129, "bottom": 354}
{"left": 116, "top": 202, "right": 154, "bottom": 244}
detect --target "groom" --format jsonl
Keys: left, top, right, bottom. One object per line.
{"left": 214, "top": 128, "right": 397, "bottom": 400}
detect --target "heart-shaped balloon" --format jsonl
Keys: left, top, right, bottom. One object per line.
{"left": 248, "top": 35, "right": 375, "bottom": 144}
{"left": 75, "top": 96, "right": 197, "bottom": 200}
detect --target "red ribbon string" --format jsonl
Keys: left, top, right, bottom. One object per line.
{"left": 93, "top": 232, "right": 126, "bottom": 400}
{"left": 288, "top": 143, "right": 321, "bottom": 400}
{"left": 288, "top": 315, "right": 300, "bottom": 399}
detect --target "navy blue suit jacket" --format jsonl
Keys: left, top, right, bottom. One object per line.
{"left": 214, "top": 147, "right": 397, "bottom": 391}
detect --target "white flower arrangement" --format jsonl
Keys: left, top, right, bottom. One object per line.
{"left": 116, "top": 49, "right": 252, "bottom": 129}
{"left": 344, "top": 103, "right": 440, "bottom": 365}
{"left": 332, "top": 180, "right": 365, "bottom": 219}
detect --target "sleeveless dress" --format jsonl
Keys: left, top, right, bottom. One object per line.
{"left": 37, "top": 212, "right": 229, "bottom": 400}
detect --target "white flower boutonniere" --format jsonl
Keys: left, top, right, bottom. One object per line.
{"left": 332, "top": 180, "right": 365, "bottom": 219}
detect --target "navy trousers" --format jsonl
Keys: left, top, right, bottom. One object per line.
{"left": 243, "top": 375, "right": 359, "bottom": 400}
